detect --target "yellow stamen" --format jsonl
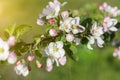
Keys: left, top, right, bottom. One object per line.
{"left": 53, "top": 46, "right": 58, "bottom": 52}
{"left": 72, "top": 24, "right": 77, "bottom": 29}
{"left": 0, "top": 48, "right": 4, "bottom": 53}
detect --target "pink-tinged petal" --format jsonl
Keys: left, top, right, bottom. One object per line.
{"left": 66, "top": 34, "right": 74, "bottom": 42}
{"left": 59, "top": 56, "right": 66, "bottom": 66}
{"left": 37, "top": 18, "right": 44, "bottom": 26}
{"left": 8, "top": 52, "right": 17, "bottom": 64}
{"left": 49, "top": 28, "right": 58, "bottom": 37}
{"left": 103, "top": 26, "right": 108, "bottom": 32}
{"left": 7, "top": 36, "right": 16, "bottom": 46}
{"left": 46, "top": 65, "right": 53, "bottom": 72}
{"left": 61, "top": 11, "right": 69, "bottom": 19}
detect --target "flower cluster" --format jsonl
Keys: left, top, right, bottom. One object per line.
{"left": 0, "top": 0, "right": 120, "bottom": 77}
{"left": 99, "top": 2, "right": 120, "bottom": 17}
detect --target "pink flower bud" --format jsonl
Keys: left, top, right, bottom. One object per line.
{"left": 66, "top": 34, "right": 74, "bottom": 42}
{"left": 59, "top": 56, "right": 66, "bottom": 66}
{"left": 37, "top": 63, "right": 43, "bottom": 68}
{"left": 46, "top": 65, "right": 53, "bottom": 72}
{"left": 8, "top": 52, "right": 17, "bottom": 64}
{"left": 7, "top": 36, "right": 16, "bottom": 46}
{"left": 49, "top": 28, "right": 58, "bottom": 37}
{"left": 49, "top": 19, "right": 55, "bottom": 24}
{"left": 99, "top": 2, "right": 108, "bottom": 11}
{"left": 27, "top": 55, "right": 35, "bottom": 62}
{"left": 103, "top": 2, "right": 107, "bottom": 8}
{"left": 36, "top": 60, "right": 43, "bottom": 69}
{"left": 61, "top": 11, "right": 69, "bottom": 19}
{"left": 99, "top": 6, "right": 104, "bottom": 11}
{"left": 16, "top": 60, "right": 22, "bottom": 65}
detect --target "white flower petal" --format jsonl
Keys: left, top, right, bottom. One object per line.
{"left": 22, "top": 66, "right": 29, "bottom": 77}
{"left": 109, "top": 26, "right": 118, "bottom": 31}
{"left": 46, "top": 58, "right": 53, "bottom": 67}
{"left": 59, "top": 56, "right": 66, "bottom": 66}
{"left": 87, "top": 43, "right": 93, "bottom": 50}
{"left": 95, "top": 36, "right": 104, "bottom": 48}
{"left": 87, "top": 36, "right": 95, "bottom": 50}
{"left": 72, "top": 28, "right": 79, "bottom": 34}
{"left": 56, "top": 41, "right": 63, "bottom": 48}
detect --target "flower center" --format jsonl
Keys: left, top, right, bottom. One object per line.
{"left": 0, "top": 48, "right": 4, "bottom": 53}
{"left": 53, "top": 46, "right": 59, "bottom": 52}
{"left": 63, "top": 25, "right": 68, "bottom": 30}
{"left": 50, "top": 11, "right": 55, "bottom": 16}
{"left": 93, "top": 30, "right": 98, "bottom": 34}
{"left": 72, "top": 24, "right": 77, "bottom": 29}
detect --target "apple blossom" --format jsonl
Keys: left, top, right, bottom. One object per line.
{"left": 71, "top": 17, "right": 85, "bottom": 34}
{"left": 0, "top": 38, "right": 9, "bottom": 61}
{"left": 103, "top": 17, "right": 118, "bottom": 32}
{"left": 100, "top": 2, "right": 120, "bottom": 17}
{"left": 14, "top": 61, "right": 29, "bottom": 77}
{"left": 41, "top": 0, "right": 67, "bottom": 19}
{"left": 59, "top": 17, "right": 73, "bottom": 33}
{"left": 43, "top": 41, "right": 66, "bottom": 71}
{"left": 87, "top": 22, "right": 104, "bottom": 50}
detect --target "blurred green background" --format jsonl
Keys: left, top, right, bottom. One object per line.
{"left": 0, "top": 0, "right": 120, "bottom": 80}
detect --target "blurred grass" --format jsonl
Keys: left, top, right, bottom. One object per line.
{"left": 0, "top": 0, "right": 120, "bottom": 80}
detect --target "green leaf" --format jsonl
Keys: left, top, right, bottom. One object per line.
{"left": 60, "top": 35, "right": 66, "bottom": 42}
{"left": 14, "top": 24, "right": 32, "bottom": 40}
{"left": 77, "top": 45, "right": 96, "bottom": 62}
{"left": 35, "top": 50, "right": 42, "bottom": 58}
{"left": 69, "top": 45, "right": 79, "bottom": 61}
{"left": 68, "top": 44, "right": 96, "bottom": 62}
{"left": 4, "top": 24, "right": 16, "bottom": 38}
{"left": 34, "top": 38, "right": 41, "bottom": 46}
